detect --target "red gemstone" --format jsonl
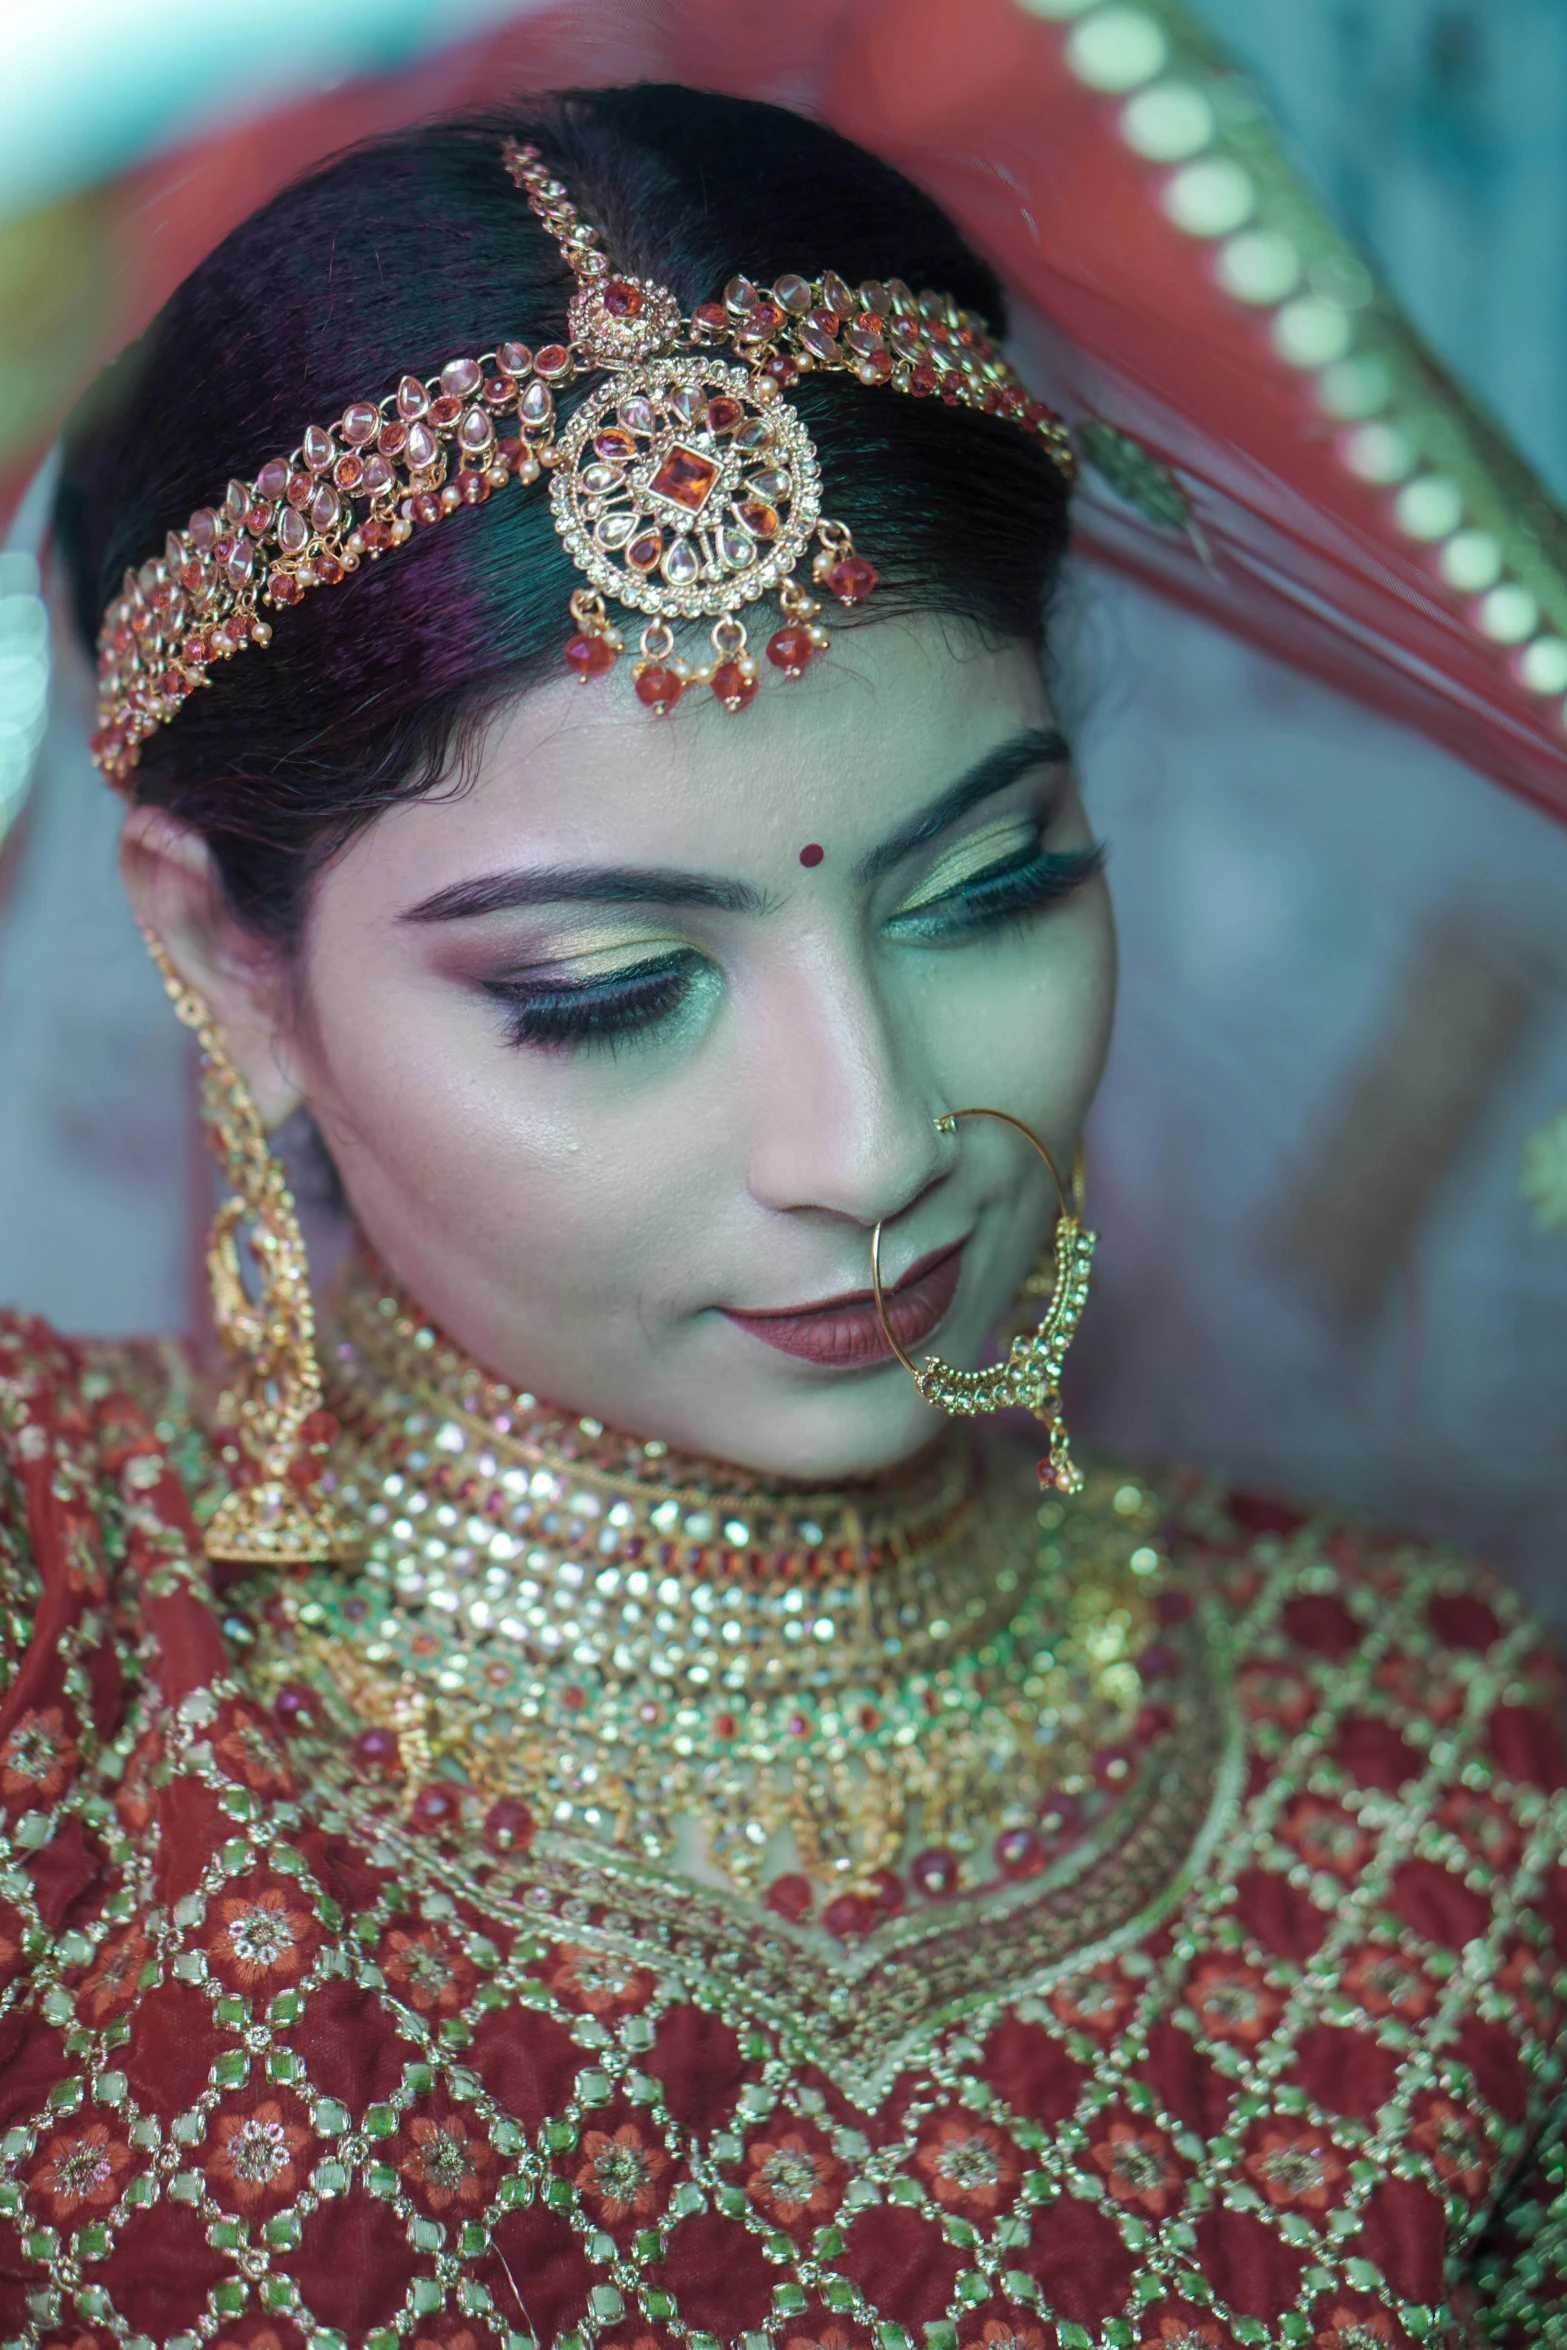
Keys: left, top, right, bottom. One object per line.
{"left": 765, "top": 1873, "right": 812, "bottom": 1922}
{"left": 428, "top": 395, "right": 463, "bottom": 429}
{"left": 910, "top": 363, "right": 938, "bottom": 397}
{"left": 534, "top": 344, "right": 572, "bottom": 379}
{"left": 822, "top": 1892, "right": 875, "bottom": 1940}
{"left": 352, "top": 1726, "right": 400, "bottom": 1776}
{"left": 1137, "top": 1641, "right": 1178, "bottom": 1681}
{"left": 267, "top": 570, "right": 304, "bottom": 607}
{"left": 1036, "top": 1790, "right": 1083, "bottom": 1846}
{"left": 483, "top": 1797, "right": 535, "bottom": 1855}
{"left": 360, "top": 515, "right": 395, "bottom": 547}
{"left": 180, "top": 634, "right": 209, "bottom": 665}
{"left": 634, "top": 664, "right": 685, "bottom": 715}
{"left": 764, "top": 354, "right": 801, "bottom": 389}
{"left": 994, "top": 1825, "right": 1044, "bottom": 1879}
{"left": 911, "top": 1847, "right": 959, "bottom": 1898}
{"left": 314, "top": 554, "right": 344, "bottom": 587}
{"left": 649, "top": 443, "right": 720, "bottom": 513}
{"left": 714, "top": 1712, "right": 737, "bottom": 1739}
{"left": 692, "top": 300, "right": 728, "bottom": 334}
{"left": 246, "top": 500, "right": 273, "bottom": 537}
{"left": 565, "top": 631, "right": 616, "bottom": 681}
{"left": 626, "top": 531, "right": 663, "bottom": 572}
{"left": 410, "top": 492, "right": 443, "bottom": 527}
{"left": 410, "top": 1782, "right": 462, "bottom": 1834}
{"left": 766, "top": 625, "right": 816, "bottom": 677}
{"left": 378, "top": 420, "right": 409, "bottom": 458}
{"left": 740, "top": 300, "right": 784, "bottom": 337}
{"left": 867, "top": 1868, "right": 905, "bottom": 1916}
{"left": 285, "top": 471, "right": 312, "bottom": 508}
{"left": 1155, "top": 1588, "right": 1194, "bottom": 1626}
{"left": 595, "top": 427, "right": 638, "bottom": 460}
{"left": 602, "top": 278, "right": 644, "bottom": 318}
{"left": 273, "top": 1684, "right": 317, "bottom": 1734}
{"left": 332, "top": 453, "right": 364, "bottom": 492}
{"left": 826, "top": 556, "right": 878, "bottom": 606}
{"left": 710, "top": 660, "right": 757, "bottom": 712}
{"left": 286, "top": 1450, "right": 324, "bottom": 1492}
{"left": 736, "top": 500, "right": 779, "bottom": 538}
{"left": 705, "top": 396, "right": 745, "bottom": 435}
{"left": 455, "top": 471, "right": 490, "bottom": 505}
{"left": 1094, "top": 1743, "right": 1135, "bottom": 1788}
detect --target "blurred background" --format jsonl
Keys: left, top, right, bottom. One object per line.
{"left": 0, "top": 0, "right": 1564, "bottom": 1612}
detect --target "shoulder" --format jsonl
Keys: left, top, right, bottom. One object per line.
{"left": 1156, "top": 1464, "right": 1567, "bottom": 1962}
{"left": 0, "top": 1310, "right": 204, "bottom": 1685}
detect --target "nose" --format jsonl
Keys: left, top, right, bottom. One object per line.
{"left": 742, "top": 947, "right": 948, "bottom": 1229}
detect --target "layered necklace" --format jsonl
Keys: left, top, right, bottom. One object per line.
{"left": 236, "top": 1261, "right": 1180, "bottom": 1934}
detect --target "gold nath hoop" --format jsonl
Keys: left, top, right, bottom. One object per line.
{"left": 869, "top": 1108, "right": 1096, "bottom": 1493}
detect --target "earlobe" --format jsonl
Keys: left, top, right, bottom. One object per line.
{"left": 118, "top": 806, "right": 306, "bottom": 1129}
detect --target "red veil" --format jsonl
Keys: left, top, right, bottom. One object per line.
{"left": 2, "top": 0, "right": 1564, "bottom": 1596}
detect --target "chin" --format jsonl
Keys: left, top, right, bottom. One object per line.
{"left": 669, "top": 1379, "right": 951, "bottom": 1485}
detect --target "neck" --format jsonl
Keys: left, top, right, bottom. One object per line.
{"left": 238, "top": 1255, "right": 1173, "bottom": 1932}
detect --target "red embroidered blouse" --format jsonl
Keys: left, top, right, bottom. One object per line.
{"left": 0, "top": 1310, "right": 1564, "bottom": 2350}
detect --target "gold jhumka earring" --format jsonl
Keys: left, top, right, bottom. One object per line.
{"left": 142, "top": 930, "right": 350, "bottom": 1567}
{"left": 869, "top": 1107, "right": 1096, "bottom": 1493}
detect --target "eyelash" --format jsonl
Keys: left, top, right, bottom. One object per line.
{"left": 488, "top": 954, "right": 699, "bottom": 1052}
{"left": 489, "top": 836, "right": 1105, "bottom": 1053}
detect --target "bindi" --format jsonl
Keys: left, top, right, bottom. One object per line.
{"left": 798, "top": 844, "right": 825, "bottom": 868}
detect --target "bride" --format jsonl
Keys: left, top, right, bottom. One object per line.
{"left": 2, "top": 81, "right": 1562, "bottom": 2348}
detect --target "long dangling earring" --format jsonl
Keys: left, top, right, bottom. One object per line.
{"left": 142, "top": 927, "right": 351, "bottom": 1567}
{"left": 870, "top": 1108, "right": 1096, "bottom": 1494}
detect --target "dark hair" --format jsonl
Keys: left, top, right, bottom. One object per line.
{"left": 57, "top": 85, "right": 1071, "bottom": 949}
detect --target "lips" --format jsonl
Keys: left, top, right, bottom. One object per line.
{"left": 723, "top": 1240, "right": 966, "bottom": 1368}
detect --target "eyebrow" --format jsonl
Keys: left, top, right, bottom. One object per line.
{"left": 397, "top": 723, "right": 1070, "bottom": 925}
{"left": 851, "top": 724, "right": 1070, "bottom": 885}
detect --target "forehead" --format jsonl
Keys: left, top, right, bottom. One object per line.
{"left": 345, "top": 616, "right": 1051, "bottom": 898}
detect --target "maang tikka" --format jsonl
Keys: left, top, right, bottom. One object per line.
{"left": 91, "top": 140, "right": 1075, "bottom": 784}
{"left": 142, "top": 931, "right": 351, "bottom": 1568}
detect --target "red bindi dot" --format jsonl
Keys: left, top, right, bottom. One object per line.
{"left": 798, "top": 843, "right": 824, "bottom": 868}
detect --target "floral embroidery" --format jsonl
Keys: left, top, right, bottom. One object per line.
{"left": 574, "top": 2124, "right": 669, "bottom": 2221}
{"left": 1051, "top": 1966, "right": 1136, "bottom": 2035}
{"left": 382, "top": 1926, "right": 475, "bottom": 2015}
{"left": 0, "top": 1704, "right": 75, "bottom": 1802}
{"left": 1436, "top": 1790, "right": 1520, "bottom": 1871}
{"left": 1411, "top": 2099, "right": 1490, "bottom": 2197}
{"left": 30, "top": 2123, "right": 130, "bottom": 2217}
{"left": 1313, "top": 2310, "right": 1395, "bottom": 2349}
{"left": 401, "top": 2115, "right": 493, "bottom": 2212}
{"left": 209, "top": 2101, "right": 310, "bottom": 2205}
{"left": 212, "top": 1888, "right": 312, "bottom": 1988}
{"left": 1238, "top": 1661, "right": 1316, "bottom": 1730}
{"left": 1281, "top": 1797, "right": 1372, "bottom": 1878}
{"left": 1341, "top": 1945, "right": 1435, "bottom": 2021}
{"left": 1139, "top": 2319, "right": 1224, "bottom": 2350}
{"left": 1244, "top": 2127, "right": 1345, "bottom": 2210}
{"left": 79, "top": 1927, "right": 151, "bottom": 2021}
{"left": 916, "top": 2117, "right": 1017, "bottom": 2212}
{"left": 215, "top": 2330, "right": 288, "bottom": 2350}
{"left": 746, "top": 2129, "right": 840, "bottom": 2224}
{"left": 546, "top": 1943, "right": 654, "bottom": 2018}
{"left": 785, "top": 2332, "right": 861, "bottom": 2350}
{"left": 1090, "top": 2120, "right": 1180, "bottom": 2216}
{"left": 1184, "top": 1958, "right": 1281, "bottom": 2045}
{"left": 960, "top": 2322, "right": 1047, "bottom": 2350}
{"left": 215, "top": 1713, "right": 290, "bottom": 1794}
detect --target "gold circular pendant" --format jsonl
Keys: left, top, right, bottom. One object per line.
{"left": 549, "top": 357, "right": 822, "bottom": 621}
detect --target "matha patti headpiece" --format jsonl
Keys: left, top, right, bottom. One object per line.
{"left": 92, "top": 139, "right": 1075, "bottom": 783}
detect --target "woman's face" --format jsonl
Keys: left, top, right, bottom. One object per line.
{"left": 268, "top": 614, "right": 1114, "bottom": 1478}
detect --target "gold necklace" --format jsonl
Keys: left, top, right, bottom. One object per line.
{"left": 238, "top": 1260, "right": 1176, "bottom": 1932}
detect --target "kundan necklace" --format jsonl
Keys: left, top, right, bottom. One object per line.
{"left": 233, "top": 1260, "right": 1184, "bottom": 1936}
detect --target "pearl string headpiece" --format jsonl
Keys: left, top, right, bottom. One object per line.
{"left": 91, "top": 139, "right": 1075, "bottom": 784}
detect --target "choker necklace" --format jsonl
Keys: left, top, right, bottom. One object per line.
{"left": 238, "top": 1261, "right": 1178, "bottom": 1934}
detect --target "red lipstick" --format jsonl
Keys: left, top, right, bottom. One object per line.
{"left": 723, "top": 1240, "right": 965, "bottom": 1368}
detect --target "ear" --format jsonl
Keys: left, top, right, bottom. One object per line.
{"left": 120, "top": 806, "right": 305, "bottom": 1129}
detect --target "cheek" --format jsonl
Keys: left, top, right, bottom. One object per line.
{"left": 292, "top": 963, "right": 722, "bottom": 1308}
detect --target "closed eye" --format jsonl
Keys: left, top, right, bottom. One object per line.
{"left": 885, "top": 836, "right": 1105, "bottom": 941}
{"left": 485, "top": 950, "right": 703, "bottom": 1052}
